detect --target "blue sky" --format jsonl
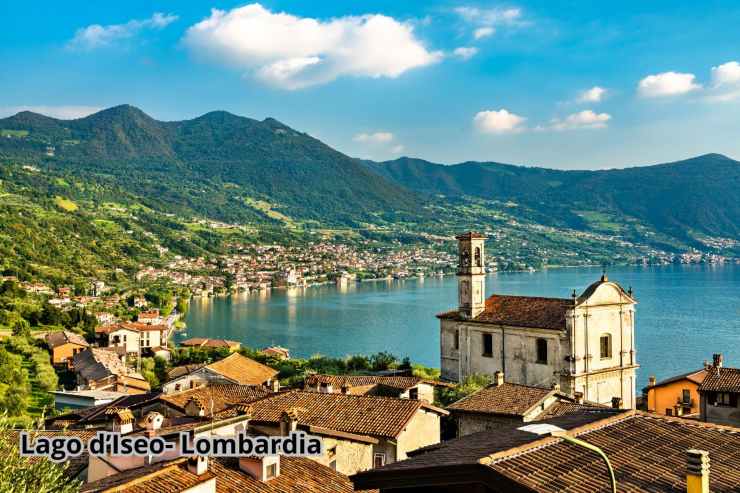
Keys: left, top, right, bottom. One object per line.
{"left": 2, "top": 1, "right": 740, "bottom": 169}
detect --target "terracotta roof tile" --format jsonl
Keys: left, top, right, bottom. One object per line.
{"left": 245, "top": 390, "right": 442, "bottom": 439}
{"left": 447, "top": 383, "right": 552, "bottom": 417}
{"left": 159, "top": 384, "right": 272, "bottom": 415}
{"left": 46, "top": 330, "right": 89, "bottom": 349}
{"left": 699, "top": 367, "right": 740, "bottom": 393}
{"left": 206, "top": 353, "right": 278, "bottom": 385}
{"left": 81, "top": 456, "right": 361, "bottom": 493}
{"left": 304, "top": 374, "right": 424, "bottom": 392}
{"left": 438, "top": 295, "right": 573, "bottom": 330}
{"left": 352, "top": 411, "right": 740, "bottom": 493}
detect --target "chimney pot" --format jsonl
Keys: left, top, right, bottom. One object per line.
{"left": 551, "top": 382, "right": 560, "bottom": 392}
{"left": 686, "top": 449, "right": 710, "bottom": 493}
{"left": 611, "top": 397, "right": 623, "bottom": 409}
{"left": 648, "top": 375, "right": 657, "bottom": 387}
{"left": 494, "top": 371, "right": 504, "bottom": 386}
{"left": 187, "top": 456, "right": 209, "bottom": 476}
{"left": 574, "top": 391, "right": 584, "bottom": 404}
{"left": 712, "top": 354, "right": 723, "bottom": 368}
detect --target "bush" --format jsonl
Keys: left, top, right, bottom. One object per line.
{"left": 32, "top": 352, "right": 58, "bottom": 392}
{"left": 345, "top": 354, "right": 370, "bottom": 372}
{"left": 437, "top": 373, "right": 492, "bottom": 406}
{"left": 369, "top": 351, "right": 398, "bottom": 371}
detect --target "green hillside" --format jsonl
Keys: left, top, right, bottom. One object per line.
{"left": 371, "top": 154, "right": 740, "bottom": 244}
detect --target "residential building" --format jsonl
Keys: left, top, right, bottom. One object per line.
{"left": 137, "top": 309, "right": 162, "bottom": 325}
{"left": 262, "top": 345, "right": 291, "bottom": 360}
{"left": 158, "top": 384, "right": 272, "bottom": 416}
{"left": 161, "top": 352, "right": 279, "bottom": 393}
{"left": 447, "top": 371, "right": 612, "bottom": 437}
{"left": 72, "top": 347, "right": 150, "bottom": 394}
{"left": 303, "top": 374, "right": 449, "bottom": 404}
{"left": 238, "top": 390, "right": 448, "bottom": 475}
{"left": 180, "top": 337, "right": 242, "bottom": 351}
{"left": 351, "top": 410, "right": 740, "bottom": 492}
{"left": 698, "top": 356, "right": 740, "bottom": 427}
{"left": 49, "top": 389, "right": 130, "bottom": 411}
{"left": 80, "top": 455, "right": 355, "bottom": 493}
{"left": 45, "top": 330, "right": 89, "bottom": 368}
{"left": 643, "top": 363, "right": 712, "bottom": 417}
{"left": 96, "top": 322, "right": 169, "bottom": 355}
{"left": 439, "top": 231, "right": 638, "bottom": 408}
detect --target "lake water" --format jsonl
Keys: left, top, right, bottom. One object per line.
{"left": 182, "top": 264, "right": 739, "bottom": 389}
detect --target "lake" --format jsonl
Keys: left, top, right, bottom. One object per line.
{"left": 182, "top": 264, "right": 739, "bottom": 389}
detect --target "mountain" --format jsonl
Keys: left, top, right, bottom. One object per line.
{"left": 371, "top": 154, "right": 740, "bottom": 241}
{"left": 0, "top": 105, "right": 418, "bottom": 226}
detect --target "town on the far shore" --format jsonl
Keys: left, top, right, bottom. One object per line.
{"left": 0, "top": 230, "right": 738, "bottom": 492}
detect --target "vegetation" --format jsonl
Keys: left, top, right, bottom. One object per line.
{"left": 437, "top": 373, "right": 493, "bottom": 407}
{"left": 0, "top": 414, "right": 83, "bottom": 493}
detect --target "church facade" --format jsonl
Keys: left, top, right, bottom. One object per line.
{"left": 439, "top": 232, "right": 639, "bottom": 409}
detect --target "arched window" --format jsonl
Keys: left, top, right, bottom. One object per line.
{"left": 474, "top": 247, "right": 482, "bottom": 267}
{"left": 600, "top": 333, "right": 612, "bottom": 359}
{"left": 536, "top": 338, "right": 548, "bottom": 364}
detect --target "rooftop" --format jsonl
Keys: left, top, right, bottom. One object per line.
{"left": 438, "top": 294, "right": 573, "bottom": 330}
{"left": 447, "top": 382, "right": 554, "bottom": 417}
{"left": 241, "top": 390, "right": 447, "bottom": 439}
{"left": 159, "top": 384, "right": 272, "bottom": 416}
{"left": 205, "top": 353, "right": 278, "bottom": 385}
{"left": 352, "top": 411, "right": 740, "bottom": 492}
{"left": 46, "top": 329, "right": 89, "bottom": 349}
{"left": 699, "top": 366, "right": 740, "bottom": 393}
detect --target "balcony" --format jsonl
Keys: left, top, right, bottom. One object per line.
{"left": 676, "top": 396, "right": 695, "bottom": 407}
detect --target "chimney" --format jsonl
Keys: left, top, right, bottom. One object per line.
{"left": 551, "top": 382, "right": 560, "bottom": 392}
{"left": 143, "top": 412, "right": 164, "bottom": 437}
{"left": 648, "top": 376, "right": 657, "bottom": 387}
{"left": 239, "top": 455, "right": 280, "bottom": 482}
{"left": 611, "top": 397, "right": 623, "bottom": 409}
{"left": 187, "top": 456, "right": 209, "bottom": 476}
{"left": 574, "top": 391, "right": 584, "bottom": 404}
{"left": 494, "top": 371, "right": 504, "bottom": 387}
{"left": 279, "top": 408, "right": 301, "bottom": 436}
{"left": 712, "top": 354, "right": 723, "bottom": 368}
{"left": 185, "top": 397, "right": 206, "bottom": 417}
{"left": 686, "top": 449, "right": 710, "bottom": 493}
{"left": 340, "top": 384, "right": 351, "bottom": 394}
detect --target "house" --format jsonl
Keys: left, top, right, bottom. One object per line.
{"left": 161, "top": 353, "right": 279, "bottom": 393}
{"left": 45, "top": 330, "right": 89, "bottom": 368}
{"left": 73, "top": 347, "right": 150, "bottom": 394}
{"left": 180, "top": 337, "right": 242, "bottom": 351}
{"left": 158, "top": 384, "right": 272, "bottom": 417}
{"left": 96, "top": 322, "right": 169, "bottom": 355}
{"left": 137, "top": 309, "right": 162, "bottom": 325}
{"left": 698, "top": 355, "right": 740, "bottom": 427}
{"left": 303, "top": 374, "right": 448, "bottom": 404}
{"left": 49, "top": 389, "right": 130, "bottom": 411}
{"left": 95, "top": 312, "right": 117, "bottom": 326}
{"left": 439, "top": 232, "right": 638, "bottom": 408}
{"left": 262, "top": 345, "right": 291, "bottom": 360}
{"left": 236, "top": 390, "right": 448, "bottom": 475}
{"left": 447, "top": 371, "right": 612, "bottom": 437}
{"left": 351, "top": 410, "right": 740, "bottom": 492}
{"left": 643, "top": 362, "right": 712, "bottom": 418}
{"left": 80, "top": 455, "right": 356, "bottom": 493}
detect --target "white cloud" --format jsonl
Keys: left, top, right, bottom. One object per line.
{"left": 455, "top": 6, "right": 522, "bottom": 25}
{"left": 705, "top": 61, "right": 740, "bottom": 102}
{"left": 576, "top": 86, "right": 606, "bottom": 103}
{"left": 473, "top": 27, "right": 495, "bottom": 39}
{"left": 473, "top": 109, "right": 526, "bottom": 134}
{"left": 453, "top": 46, "right": 478, "bottom": 60}
{"left": 391, "top": 144, "right": 405, "bottom": 154}
{"left": 183, "top": 4, "right": 442, "bottom": 90}
{"left": 68, "top": 13, "right": 178, "bottom": 50}
{"left": 550, "top": 110, "right": 611, "bottom": 130}
{"left": 353, "top": 132, "right": 394, "bottom": 143}
{"left": 637, "top": 71, "right": 701, "bottom": 98}
{"left": 0, "top": 105, "right": 102, "bottom": 119}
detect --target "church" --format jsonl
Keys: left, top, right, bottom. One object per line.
{"left": 438, "top": 232, "right": 639, "bottom": 409}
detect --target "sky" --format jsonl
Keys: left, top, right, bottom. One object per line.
{"left": 1, "top": 0, "right": 740, "bottom": 169}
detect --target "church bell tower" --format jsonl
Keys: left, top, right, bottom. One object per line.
{"left": 456, "top": 232, "right": 486, "bottom": 319}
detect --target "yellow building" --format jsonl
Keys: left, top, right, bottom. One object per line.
{"left": 644, "top": 368, "right": 708, "bottom": 417}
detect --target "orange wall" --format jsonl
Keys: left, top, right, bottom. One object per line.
{"left": 51, "top": 343, "right": 87, "bottom": 365}
{"left": 646, "top": 379, "right": 700, "bottom": 416}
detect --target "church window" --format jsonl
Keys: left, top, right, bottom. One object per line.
{"left": 600, "top": 334, "right": 612, "bottom": 359}
{"left": 482, "top": 333, "right": 493, "bottom": 357}
{"left": 536, "top": 338, "right": 548, "bottom": 364}
{"left": 474, "top": 247, "right": 482, "bottom": 267}
{"left": 454, "top": 329, "right": 459, "bottom": 350}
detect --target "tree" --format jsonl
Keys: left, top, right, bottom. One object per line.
{"left": 10, "top": 319, "right": 30, "bottom": 338}
{"left": 0, "top": 415, "right": 83, "bottom": 493}
{"left": 437, "top": 373, "right": 493, "bottom": 407}
{"left": 369, "top": 351, "right": 398, "bottom": 372}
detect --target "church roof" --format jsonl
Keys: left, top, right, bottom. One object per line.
{"left": 438, "top": 294, "right": 574, "bottom": 330}
{"left": 455, "top": 231, "right": 487, "bottom": 240}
